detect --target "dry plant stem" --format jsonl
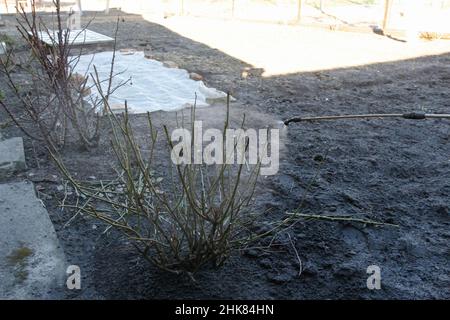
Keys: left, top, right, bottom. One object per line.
{"left": 288, "top": 234, "right": 302, "bottom": 277}
{"left": 285, "top": 212, "right": 399, "bottom": 227}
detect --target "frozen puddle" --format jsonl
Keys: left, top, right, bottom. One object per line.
{"left": 72, "top": 51, "right": 228, "bottom": 113}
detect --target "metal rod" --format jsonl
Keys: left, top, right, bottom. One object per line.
{"left": 284, "top": 112, "right": 450, "bottom": 126}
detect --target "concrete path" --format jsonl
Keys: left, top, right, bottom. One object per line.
{"left": 0, "top": 182, "right": 67, "bottom": 299}
{"left": 0, "top": 131, "right": 67, "bottom": 299}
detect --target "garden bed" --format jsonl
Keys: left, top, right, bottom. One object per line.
{"left": 0, "top": 11, "right": 449, "bottom": 299}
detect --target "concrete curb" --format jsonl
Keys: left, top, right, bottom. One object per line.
{"left": 0, "top": 137, "right": 27, "bottom": 179}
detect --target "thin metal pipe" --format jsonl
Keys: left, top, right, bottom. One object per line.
{"left": 284, "top": 112, "right": 450, "bottom": 126}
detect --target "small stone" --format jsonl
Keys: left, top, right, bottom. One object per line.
{"left": 258, "top": 258, "right": 272, "bottom": 269}
{"left": 70, "top": 73, "right": 91, "bottom": 97}
{"left": 162, "top": 61, "right": 178, "bottom": 69}
{"left": 267, "top": 270, "right": 293, "bottom": 284}
{"left": 56, "top": 185, "right": 64, "bottom": 192}
{"left": 250, "top": 221, "right": 272, "bottom": 236}
{"left": 341, "top": 191, "right": 359, "bottom": 207}
{"left": 302, "top": 262, "right": 318, "bottom": 276}
{"left": 313, "top": 154, "right": 324, "bottom": 162}
{"left": 81, "top": 87, "right": 91, "bottom": 97}
{"left": 70, "top": 73, "right": 87, "bottom": 86}
{"left": 189, "top": 72, "right": 203, "bottom": 81}
{"left": 243, "top": 249, "right": 259, "bottom": 258}
{"left": 144, "top": 48, "right": 153, "bottom": 59}
{"left": 119, "top": 48, "right": 136, "bottom": 55}
{"left": 333, "top": 263, "right": 358, "bottom": 278}
{"left": 435, "top": 205, "right": 448, "bottom": 216}
{"left": 241, "top": 67, "right": 263, "bottom": 78}
{"left": 108, "top": 104, "right": 127, "bottom": 114}
{"left": 328, "top": 205, "right": 337, "bottom": 212}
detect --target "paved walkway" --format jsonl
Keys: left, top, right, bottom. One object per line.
{"left": 0, "top": 135, "right": 67, "bottom": 299}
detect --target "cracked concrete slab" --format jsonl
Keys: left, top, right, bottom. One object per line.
{"left": 0, "top": 182, "right": 66, "bottom": 299}
{"left": 0, "top": 137, "right": 27, "bottom": 179}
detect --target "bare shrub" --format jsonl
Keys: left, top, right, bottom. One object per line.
{"left": 0, "top": 0, "right": 121, "bottom": 151}
{"left": 52, "top": 93, "right": 264, "bottom": 275}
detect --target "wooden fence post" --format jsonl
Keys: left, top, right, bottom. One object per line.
{"left": 296, "top": 0, "right": 303, "bottom": 24}
{"left": 104, "top": 0, "right": 110, "bottom": 14}
{"left": 382, "top": 0, "right": 393, "bottom": 33}
{"left": 3, "top": 0, "right": 9, "bottom": 13}
{"left": 231, "top": 0, "right": 235, "bottom": 19}
{"left": 76, "top": 0, "right": 83, "bottom": 16}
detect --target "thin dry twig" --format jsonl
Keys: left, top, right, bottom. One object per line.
{"left": 288, "top": 233, "right": 302, "bottom": 277}
{"left": 285, "top": 212, "right": 399, "bottom": 227}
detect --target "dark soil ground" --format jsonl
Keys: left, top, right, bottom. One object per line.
{"left": 0, "top": 11, "right": 449, "bottom": 299}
